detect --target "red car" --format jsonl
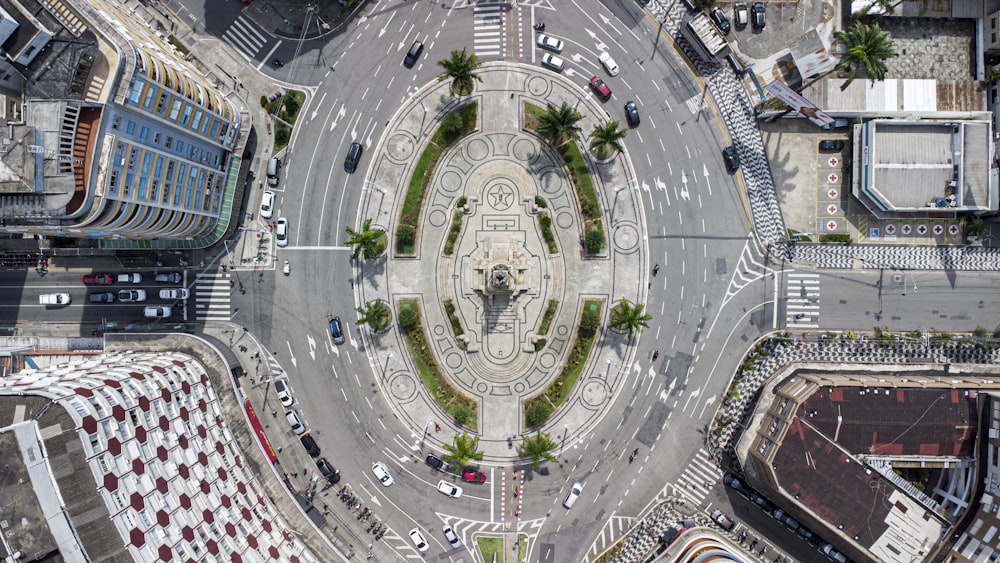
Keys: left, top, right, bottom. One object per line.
{"left": 82, "top": 273, "right": 114, "bottom": 285}
{"left": 461, "top": 468, "right": 486, "bottom": 484}
{"left": 589, "top": 76, "right": 612, "bottom": 101}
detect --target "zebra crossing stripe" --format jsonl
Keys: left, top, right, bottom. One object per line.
{"left": 223, "top": 16, "right": 267, "bottom": 59}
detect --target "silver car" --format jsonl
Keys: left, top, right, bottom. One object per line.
{"left": 285, "top": 409, "right": 306, "bottom": 435}
{"left": 276, "top": 218, "right": 289, "bottom": 247}
{"left": 535, "top": 33, "right": 563, "bottom": 53}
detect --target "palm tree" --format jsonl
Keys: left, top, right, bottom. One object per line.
{"left": 609, "top": 298, "right": 652, "bottom": 339}
{"left": 437, "top": 48, "right": 482, "bottom": 96}
{"left": 589, "top": 120, "right": 627, "bottom": 159}
{"left": 345, "top": 218, "right": 387, "bottom": 260}
{"left": 833, "top": 21, "right": 896, "bottom": 91}
{"left": 536, "top": 102, "right": 583, "bottom": 146}
{"left": 357, "top": 299, "right": 391, "bottom": 332}
{"left": 443, "top": 431, "right": 484, "bottom": 468}
{"left": 519, "top": 431, "right": 558, "bottom": 470}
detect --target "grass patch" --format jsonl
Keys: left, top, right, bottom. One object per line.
{"left": 517, "top": 535, "right": 529, "bottom": 562}
{"left": 524, "top": 103, "right": 604, "bottom": 254}
{"left": 537, "top": 211, "right": 558, "bottom": 254}
{"left": 538, "top": 299, "right": 558, "bottom": 336}
{"left": 477, "top": 536, "right": 503, "bottom": 562}
{"left": 819, "top": 233, "right": 852, "bottom": 244}
{"left": 266, "top": 90, "right": 306, "bottom": 152}
{"left": 443, "top": 210, "right": 464, "bottom": 255}
{"left": 399, "top": 299, "right": 477, "bottom": 426}
{"left": 396, "top": 102, "right": 478, "bottom": 254}
{"left": 524, "top": 299, "right": 602, "bottom": 426}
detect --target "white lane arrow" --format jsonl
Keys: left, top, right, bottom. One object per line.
{"left": 310, "top": 92, "right": 326, "bottom": 122}
{"left": 285, "top": 341, "right": 298, "bottom": 368}
{"left": 379, "top": 12, "right": 395, "bottom": 38}
{"left": 307, "top": 334, "right": 316, "bottom": 361}
{"left": 699, "top": 395, "right": 716, "bottom": 418}
{"left": 702, "top": 163, "right": 712, "bottom": 195}
{"left": 329, "top": 104, "right": 346, "bottom": 132}
{"left": 679, "top": 171, "right": 690, "bottom": 201}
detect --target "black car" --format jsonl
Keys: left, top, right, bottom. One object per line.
{"left": 88, "top": 292, "right": 115, "bottom": 303}
{"left": 425, "top": 454, "right": 445, "bottom": 470}
{"left": 403, "top": 41, "right": 424, "bottom": 68}
{"left": 316, "top": 457, "right": 340, "bottom": 483}
{"left": 722, "top": 145, "right": 740, "bottom": 172}
{"left": 819, "top": 139, "right": 845, "bottom": 152}
{"left": 710, "top": 8, "right": 731, "bottom": 35}
{"left": 329, "top": 316, "right": 345, "bottom": 345}
{"left": 751, "top": 2, "right": 766, "bottom": 30}
{"left": 300, "top": 434, "right": 320, "bottom": 457}
{"left": 624, "top": 101, "right": 640, "bottom": 128}
{"left": 344, "top": 142, "right": 363, "bottom": 174}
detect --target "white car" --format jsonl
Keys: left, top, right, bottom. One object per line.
{"left": 276, "top": 217, "right": 289, "bottom": 247}
{"left": 143, "top": 306, "right": 172, "bottom": 319}
{"left": 408, "top": 528, "right": 429, "bottom": 553}
{"left": 437, "top": 480, "right": 463, "bottom": 498}
{"left": 442, "top": 524, "right": 462, "bottom": 549}
{"left": 540, "top": 53, "right": 565, "bottom": 71}
{"left": 285, "top": 409, "right": 306, "bottom": 435}
{"left": 118, "top": 289, "right": 148, "bottom": 302}
{"left": 273, "top": 379, "right": 294, "bottom": 407}
{"left": 117, "top": 273, "right": 143, "bottom": 283}
{"left": 39, "top": 293, "right": 71, "bottom": 306}
{"left": 372, "top": 461, "right": 394, "bottom": 486}
{"left": 158, "top": 288, "right": 189, "bottom": 300}
{"left": 536, "top": 33, "right": 563, "bottom": 53}
{"left": 260, "top": 190, "right": 275, "bottom": 219}
{"left": 598, "top": 51, "right": 620, "bottom": 76}
{"left": 563, "top": 481, "right": 583, "bottom": 509}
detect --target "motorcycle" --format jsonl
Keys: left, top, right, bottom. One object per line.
{"left": 533, "top": 22, "right": 545, "bottom": 31}
{"left": 283, "top": 260, "right": 290, "bottom": 275}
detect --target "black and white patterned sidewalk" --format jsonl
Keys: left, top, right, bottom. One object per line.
{"left": 792, "top": 243, "right": 1000, "bottom": 271}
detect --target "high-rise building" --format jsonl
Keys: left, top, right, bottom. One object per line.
{"left": 0, "top": 0, "right": 242, "bottom": 242}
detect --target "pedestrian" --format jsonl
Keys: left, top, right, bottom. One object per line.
{"left": 222, "top": 265, "right": 227, "bottom": 272}
{"left": 302, "top": 468, "right": 307, "bottom": 476}
{"left": 435, "top": 423, "right": 440, "bottom": 432}
{"left": 240, "top": 287, "right": 246, "bottom": 295}
{"left": 653, "top": 264, "right": 659, "bottom": 276}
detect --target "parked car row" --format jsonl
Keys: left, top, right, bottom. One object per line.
{"left": 81, "top": 272, "right": 182, "bottom": 285}
{"left": 711, "top": 1, "right": 765, "bottom": 36}
{"left": 282, "top": 398, "right": 341, "bottom": 484}
{"left": 725, "top": 474, "right": 847, "bottom": 561}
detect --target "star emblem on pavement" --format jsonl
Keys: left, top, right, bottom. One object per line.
{"left": 487, "top": 185, "right": 514, "bottom": 210}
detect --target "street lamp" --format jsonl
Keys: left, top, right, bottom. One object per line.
{"left": 611, "top": 181, "right": 639, "bottom": 222}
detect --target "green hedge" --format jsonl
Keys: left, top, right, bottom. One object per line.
{"left": 443, "top": 210, "right": 464, "bottom": 255}
{"left": 538, "top": 299, "right": 558, "bottom": 336}
{"left": 537, "top": 212, "right": 558, "bottom": 254}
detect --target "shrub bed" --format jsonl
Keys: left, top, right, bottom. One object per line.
{"left": 396, "top": 103, "right": 478, "bottom": 254}
{"left": 399, "top": 299, "right": 477, "bottom": 426}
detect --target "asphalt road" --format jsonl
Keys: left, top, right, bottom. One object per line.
{"left": 173, "top": 1, "right": 970, "bottom": 562}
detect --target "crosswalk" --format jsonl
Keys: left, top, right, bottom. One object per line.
{"left": 785, "top": 272, "right": 820, "bottom": 328}
{"left": 586, "top": 515, "right": 638, "bottom": 560}
{"left": 222, "top": 15, "right": 273, "bottom": 62}
{"left": 675, "top": 449, "right": 723, "bottom": 505}
{"left": 194, "top": 273, "right": 232, "bottom": 321}
{"left": 472, "top": 3, "right": 504, "bottom": 57}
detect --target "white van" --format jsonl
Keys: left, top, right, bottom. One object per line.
{"left": 563, "top": 482, "right": 583, "bottom": 508}
{"left": 266, "top": 158, "right": 280, "bottom": 186}
{"left": 39, "top": 293, "right": 70, "bottom": 306}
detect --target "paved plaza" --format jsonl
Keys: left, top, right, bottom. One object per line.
{"left": 355, "top": 62, "right": 649, "bottom": 458}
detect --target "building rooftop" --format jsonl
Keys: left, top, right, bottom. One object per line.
{"left": 800, "top": 385, "right": 977, "bottom": 457}
{"left": 856, "top": 120, "right": 995, "bottom": 214}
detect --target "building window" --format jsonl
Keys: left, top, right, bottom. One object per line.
{"left": 153, "top": 132, "right": 160, "bottom": 144}
{"left": 165, "top": 136, "right": 173, "bottom": 149}
{"left": 126, "top": 121, "right": 135, "bottom": 135}
{"left": 112, "top": 117, "right": 120, "bottom": 130}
